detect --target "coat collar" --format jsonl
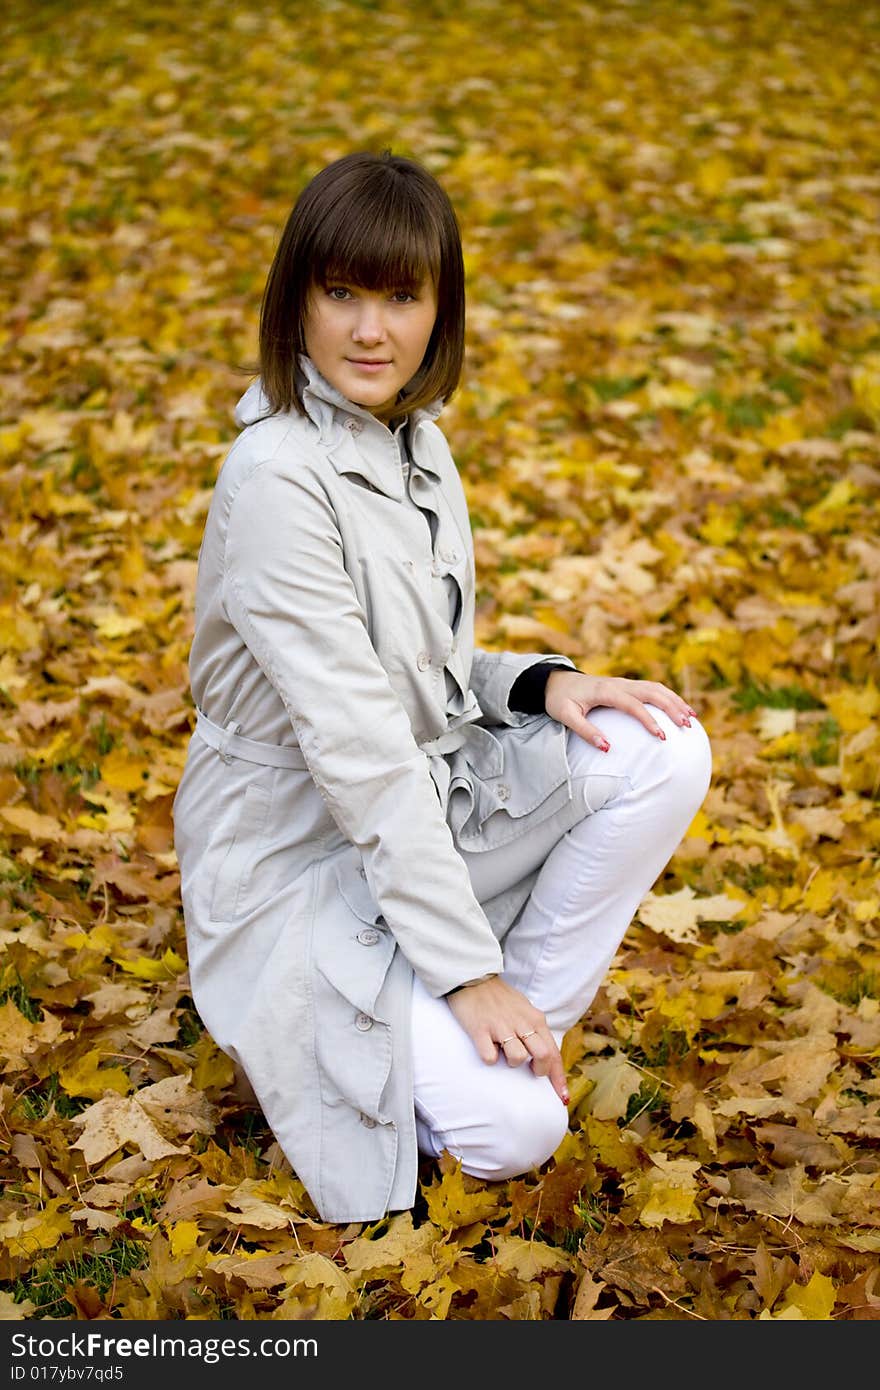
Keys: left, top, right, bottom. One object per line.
{"left": 297, "top": 355, "right": 445, "bottom": 501}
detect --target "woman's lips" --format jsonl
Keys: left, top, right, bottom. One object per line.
{"left": 348, "top": 359, "right": 390, "bottom": 373}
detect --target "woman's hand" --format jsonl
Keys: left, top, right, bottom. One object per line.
{"left": 544, "top": 670, "right": 697, "bottom": 752}
{"left": 445, "top": 976, "right": 569, "bottom": 1104}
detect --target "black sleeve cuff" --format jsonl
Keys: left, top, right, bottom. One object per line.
{"left": 509, "top": 662, "right": 572, "bottom": 714}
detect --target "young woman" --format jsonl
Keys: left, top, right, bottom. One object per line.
{"left": 172, "top": 150, "right": 712, "bottom": 1224}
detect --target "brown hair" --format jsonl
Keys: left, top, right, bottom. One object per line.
{"left": 258, "top": 150, "right": 465, "bottom": 418}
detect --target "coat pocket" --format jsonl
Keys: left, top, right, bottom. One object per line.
{"left": 310, "top": 855, "right": 400, "bottom": 1126}
{"left": 449, "top": 717, "right": 573, "bottom": 850}
{"left": 310, "top": 854, "right": 397, "bottom": 1018}
{"left": 208, "top": 778, "right": 273, "bottom": 921}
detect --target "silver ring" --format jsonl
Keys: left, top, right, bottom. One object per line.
{"left": 499, "top": 1035, "right": 517, "bottom": 1046}
{"left": 520, "top": 1029, "right": 537, "bottom": 1039}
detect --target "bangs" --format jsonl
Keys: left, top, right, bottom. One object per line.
{"left": 311, "top": 185, "right": 440, "bottom": 292}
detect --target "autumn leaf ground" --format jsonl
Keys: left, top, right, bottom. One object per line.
{"left": 1, "top": 0, "right": 878, "bottom": 1321}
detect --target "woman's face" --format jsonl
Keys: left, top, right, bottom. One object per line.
{"left": 303, "top": 275, "right": 439, "bottom": 424}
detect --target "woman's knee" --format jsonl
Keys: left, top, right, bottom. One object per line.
{"left": 459, "top": 1083, "right": 569, "bottom": 1182}
{"left": 662, "top": 712, "right": 713, "bottom": 809}
{"left": 570, "top": 706, "right": 712, "bottom": 812}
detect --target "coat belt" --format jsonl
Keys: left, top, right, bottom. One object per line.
{"left": 194, "top": 707, "right": 474, "bottom": 769}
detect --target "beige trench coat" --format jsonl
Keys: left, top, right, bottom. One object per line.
{"left": 172, "top": 355, "right": 579, "bottom": 1222}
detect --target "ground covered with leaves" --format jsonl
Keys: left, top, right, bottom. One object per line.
{"left": 0, "top": 0, "right": 878, "bottom": 1321}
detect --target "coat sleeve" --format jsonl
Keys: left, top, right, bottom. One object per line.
{"left": 470, "top": 649, "right": 578, "bottom": 727}
{"left": 222, "top": 460, "right": 503, "bottom": 998}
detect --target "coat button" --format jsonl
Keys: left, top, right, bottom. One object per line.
{"left": 357, "top": 927, "right": 380, "bottom": 946}
{"left": 355, "top": 1012, "right": 374, "bottom": 1031}
{"left": 497, "top": 783, "right": 511, "bottom": 801}
{"left": 360, "top": 1113, "right": 377, "bottom": 1128}
{"left": 440, "top": 548, "right": 458, "bottom": 563}
{"left": 417, "top": 650, "right": 431, "bottom": 671}
{"left": 344, "top": 418, "right": 363, "bottom": 435}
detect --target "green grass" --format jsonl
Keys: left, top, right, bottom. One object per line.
{"left": 809, "top": 717, "right": 841, "bottom": 766}
{"left": 587, "top": 374, "right": 648, "bottom": 402}
{"left": 819, "top": 969, "right": 878, "bottom": 1008}
{"left": 13, "top": 1073, "right": 90, "bottom": 1121}
{"left": 7, "top": 1237, "right": 149, "bottom": 1319}
{"left": 622, "top": 1079, "right": 669, "bottom": 1127}
{"left": 734, "top": 680, "right": 825, "bottom": 712}
{"left": 0, "top": 974, "right": 43, "bottom": 1023}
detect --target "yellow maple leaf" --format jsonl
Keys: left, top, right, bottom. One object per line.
{"left": 343, "top": 1211, "right": 438, "bottom": 1279}
{"left": 100, "top": 746, "right": 153, "bottom": 791}
{"left": 578, "top": 1054, "right": 644, "bottom": 1123}
{"left": 414, "top": 1277, "right": 457, "bottom": 1319}
{"left": 76, "top": 800, "right": 136, "bottom": 832}
{"left": 191, "top": 1034, "right": 235, "bottom": 1091}
{"left": 65, "top": 922, "right": 124, "bottom": 955}
{"left": 824, "top": 682, "right": 880, "bottom": 734}
{"left": 0, "top": 1200, "right": 73, "bottom": 1257}
{"left": 583, "top": 1116, "right": 640, "bottom": 1172}
{"left": 71, "top": 1094, "right": 190, "bottom": 1165}
{"left": 87, "top": 607, "right": 145, "bottom": 639}
{"left": 672, "top": 627, "right": 742, "bottom": 684}
{"left": 699, "top": 504, "right": 740, "bottom": 547}
{"left": 490, "top": 1233, "right": 574, "bottom": 1279}
{"left": 696, "top": 154, "right": 734, "bottom": 196}
{"left": 0, "top": 606, "right": 43, "bottom": 652}
{"left": 0, "top": 806, "right": 62, "bottom": 841}
{"left": 0, "top": 424, "right": 25, "bottom": 458}
{"left": 531, "top": 605, "right": 571, "bottom": 634}
{"left": 423, "top": 1162, "right": 505, "bottom": 1230}
{"left": 656, "top": 985, "right": 728, "bottom": 1040}
{"left": 0, "top": 1000, "right": 66, "bottom": 1072}
{"left": 59, "top": 1048, "right": 131, "bottom": 1100}
{"left": 801, "top": 869, "right": 837, "bottom": 913}
{"left": 636, "top": 885, "right": 746, "bottom": 943}
{"left": 779, "top": 1270, "right": 836, "bottom": 1320}
{"left": 624, "top": 1153, "right": 702, "bottom": 1228}
{"left": 114, "top": 948, "right": 187, "bottom": 980}
{"left": 273, "top": 1253, "right": 357, "bottom": 1319}
{"left": 758, "top": 412, "right": 807, "bottom": 449}
{"left": 167, "top": 1220, "right": 201, "bottom": 1257}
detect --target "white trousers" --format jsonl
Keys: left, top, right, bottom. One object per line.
{"left": 411, "top": 704, "right": 712, "bottom": 1180}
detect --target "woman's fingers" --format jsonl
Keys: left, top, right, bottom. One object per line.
{"left": 499, "top": 1028, "right": 569, "bottom": 1104}
{"left": 563, "top": 686, "right": 701, "bottom": 751}
{"left": 641, "top": 682, "right": 696, "bottom": 726}
{"left": 570, "top": 713, "right": 612, "bottom": 750}
{"left": 608, "top": 693, "right": 669, "bottom": 739}
{"left": 445, "top": 978, "right": 569, "bottom": 1104}
{"left": 547, "top": 670, "right": 702, "bottom": 761}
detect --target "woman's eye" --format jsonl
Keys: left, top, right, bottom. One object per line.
{"left": 391, "top": 290, "right": 415, "bottom": 303}
{"left": 328, "top": 286, "right": 351, "bottom": 300}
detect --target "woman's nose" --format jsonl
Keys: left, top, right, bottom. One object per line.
{"left": 352, "top": 301, "right": 387, "bottom": 343}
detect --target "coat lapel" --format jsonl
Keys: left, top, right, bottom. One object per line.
{"left": 325, "top": 426, "right": 405, "bottom": 501}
